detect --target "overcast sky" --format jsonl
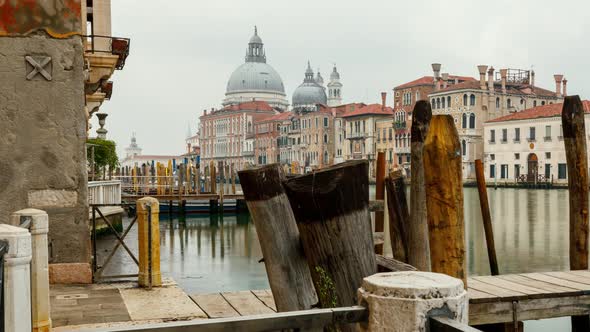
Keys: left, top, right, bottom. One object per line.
{"left": 93, "top": 0, "right": 590, "bottom": 156}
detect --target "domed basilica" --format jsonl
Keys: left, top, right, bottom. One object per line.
{"left": 222, "top": 27, "right": 343, "bottom": 111}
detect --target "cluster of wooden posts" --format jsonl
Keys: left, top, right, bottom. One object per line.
{"left": 238, "top": 95, "right": 589, "bottom": 332}
{"left": 116, "top": 160, "right": 238, "bottom": 197}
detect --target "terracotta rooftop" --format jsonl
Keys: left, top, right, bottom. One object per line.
{"left": 394, "top": 75, "right": 476, "bottom": 90}
{"left": 260, "top": 111, "right": 293, "bottom": 122}
{"left": 432, "top": 81, "right": 559, "bottom": 97}
{"left": 486, "top": 100, "right": 590, "bottom": 123}
{"left": 341, "top": 103, "right": 393, "bottom": 118}
{"left": 223, "top": 101, "right": 274, "bottom": 111}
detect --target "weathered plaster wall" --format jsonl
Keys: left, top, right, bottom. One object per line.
{"left": 0, "top": 32, "right": 89, "bottom": 264}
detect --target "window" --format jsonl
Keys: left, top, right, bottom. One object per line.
{"left": 500, "top": 165, "right": 508, "bottom": 179}
{"left": 514, "top": 165, "right": 520, "bottom": 178}
{"left": 389, "top": 150, "right": 393, "bottom": 161}
{"left": 489, "top": 129, "right": 496, "bottom": 143}
{"left": 496, "top": 97, "right": 500, "bottom": 109}
{"left": 323, "top": 134, "right": 328, "bottom": 143}
{"left": 461, "top": 140, "right": 466, "bottom": 156}
{"left": 469, "top": 113, "right": 475, "bottom": 129}
{"left": 447, "top": 96, "right": 451, "bottom": 108}
{"left": 545, "top": 164, "right": 551, "bottom": 178}
{"left": 546, "top": 152, "right": 551, "bottom": 159}
{"left": 529, "top": 127, "right": 536, "bottom": 141}
{"left": 436, "top": 98, "right": 441, "bottom": 109}
{"left": 507, "top": 98, "right": 512, "bottom": 108}
{"left": 541, "top": 101, "right": 546, "bottom": 106}
{"left": 533, "top": 100, "right": 537, "bottom": 107}
{"left": 515, "top": 153, "right": 520, "bottom": 160}
{"left": 501, "top": 129, "right": 507, "bottom": 142}
{"left": 490, "top": 154, "right": 495, "bottom": 160}
{"left": 470, "top": 94, "right": 476, "bottom": 106}
{"left": 462, "top": 113, "right": 467, "bottom": 128}
{"left": 398, "top": 155, "right": 402, "bottom": 164}
{"left": 324, "top": 117, "right": 328, "bottom": 127}
{"left": 442, "top": 97, "right": 446, "bottom": 108}
{"left": 514, "top": 128, "right": 520, "bottom": 142}
{"left": 544, "top": 125, "right": 551, "bottom": 141}
{"left": 431, "top": 98, "right": 435, "bottom": 107}
{"left": 389, "top": 128, "right": 392, "bottom": 140}
{"left": 558, "top": 163, "right": 567, "bottom": 179}
{"left": 463, "top": 94, "right": 468, "bottom": 106}
{"left": 490, "top": 164, "right": 496, "bottom": 178}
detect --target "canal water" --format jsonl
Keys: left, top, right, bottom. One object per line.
{"left": 98, "top": 187, "right": 572, "bottom": 330}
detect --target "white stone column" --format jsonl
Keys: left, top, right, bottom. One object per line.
{"left": 358, "top": 271, "right": 467, "bottom": 332}
{"left": 0, "top": 224, "right": 32, "bottom": 332}
{"left": 10, "top": 209, "right": 51, "bottom": 332}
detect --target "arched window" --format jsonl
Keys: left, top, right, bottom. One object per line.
{"left": 324, "top": 151, "right": 328, "bottom": 163}
{"left": 416, "top": 91, "right": 420, "bottom": 100}
{"left": 496, "top": 97, "right": 500, "bottom": 109}
{"left": 507, "top": 98, "right": 512, "bottom": 108}
{"left": 462, "top": 140, "right": 466, "bottom": 156}
{"left": 442, "top": 97, "right": 446, "bottom": 108}
{"left": 431, "top": 98, "right": 435, "bottom": 107}
{"left": 447, "top": 96, "right": 451, "bottom": 108}
{"left": 469, "top": 113, "right": 475, "bottom": 129}
{"left": 470, "top": 94, "right": 476, "bottom": 106}
{"left": 541, "top": 101, "right": 546, "bottom": 106}
{"left": 533, "top": 100, "right": 537, "bottom": 107}
{"left": 463, "top": 94, "right": 468, "bottom": 106}
{"left": 323, "top": 134, "right": 328, "bottom": 143}
{"left": 436, "top": 98, "right": 441, "bottom": 109}
{"left": 462, "top": 113, "right": 467, "bottom": 129}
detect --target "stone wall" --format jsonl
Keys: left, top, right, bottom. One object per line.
{"left": 0, "top": 32, "right": 89, "bottom": 264}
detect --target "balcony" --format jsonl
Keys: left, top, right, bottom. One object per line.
{"left": 544, "top": 136, "right": 552, "bottom": 142}
{"left": 513, "top": 138, "right": 521, "bottom": 143}
{"left": 347, "top": 132, "right": 367, "bottom": 139}
{"left": 500, "top": 138, "right": 507, "bottom": 144}
{"left": 488, "top": 140, "right": 496, "bottom": 144}
{"left": 84, "top": 35, "right": 130, "bottom": 94}
{"left": 527, "top": 137, "right": 536, "bottom": 142}
{"left": 394, "top": 121, "right": 406, "bottom": 130}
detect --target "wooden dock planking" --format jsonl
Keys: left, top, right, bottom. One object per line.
{"left": 190, "top": 271, "right": 590, "bottom": 326}
{"left": 190, "top": 293, "right": 240, "bottom": 318}
{"left": 221, "top": 291, "right": 275, "bottom": 316}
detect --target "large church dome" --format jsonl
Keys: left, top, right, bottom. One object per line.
{"left": 292, "top": 62, "right": 327, "bottom": 108}
{"left": 223, "top": 27, "right": 288, "bottom": 110}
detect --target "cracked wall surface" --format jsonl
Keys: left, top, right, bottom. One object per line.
{"left": 0, "top": 32, "right": 89, "bottom": 264}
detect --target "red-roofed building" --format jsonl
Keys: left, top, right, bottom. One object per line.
{"left": 483, "top": 100, "right": 589, "bottom": 185}
{"left": 392, "top": 64, "right": 476, "bottom": 173}
{"left": 429, "top": 66, "right": 566, "bottom": 179}
{"left": 199, "top": 101, "right": 278, "bottom": 171}
{"left": 254, "top": 111, "right": 292, "bottom": 165}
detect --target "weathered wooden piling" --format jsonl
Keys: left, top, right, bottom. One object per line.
{"left": 385, "top": 170, "right": 409, "bottom": 263}
{"left": 423, "top": 115, "right": 466, "bottom": 286}
{"left": 283, "top": 160, "right": 377, "bottom": 310}
{"left": 409, "top": 100, "right": 432, "bottom": 271}
{"left": 238, "top": 164, "right": 317, "bottom": 312}
{"left": 475, "top": 159, "right": 499, "bottom": 276}
{"left": 562, "top": 95, "right": 590, "bottom": 332}
{"left": 374, "top": 151, "right": 386, "bottom": 255}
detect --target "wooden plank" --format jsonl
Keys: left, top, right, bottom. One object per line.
{"left": 471, "top": 276, "right": 546, "bottom": 297}
{"left": 498, "top": 274, "right": 581, "bottom": 295}
{"left": 469, "top": 295, "right": 590, "bottom": 325}
{"left": 251, "top": 290, "right": 277, "bottom": 312}
{"left": 190, "top": 293, "right": 240, "bottom": 318}
{"left": 385, "top": 170, "right": 409, "bottom": 263}
{"left": 544, "top": 271, "right": 590, "bottom": 286}
{"left": 520, "top": 273, "right": 590, "bottom": 291}
{"left": 467, "top": 279, "right": 526, "bottom": 300}
{"left": 221, "top": 291, "right": 275, "bottom": 316}
{"left": 467, "top": 288, "right": 499, "bottom": 302}
{"left": 430, "top": 316, "right": 481, "bottom": 332}
{"left": 474, "top": 159, "right": 499, "bottom": 276}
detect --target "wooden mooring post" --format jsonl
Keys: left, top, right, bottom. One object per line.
{"left": 475, "top": 159, "right": 499, "bottom": 276}
{"left": 409, "top": 100, "right": 432, "bottom": 271}
{"left": 238, "top": 164, "right": 317, "bottom": 312}
{"left": 424, "top": 114, "right": 466, "bottom": 286}
{"left": 283, "top": 160, "right": 377, "bottom": 315}
{"left": 385, "top": 170, "right": 409, "bottom": 263}
{"left": 562, "top": 95, "right": 590, "bottom": 332}
{"left": 374, "top": 151, "right": 386, "bottom": 255}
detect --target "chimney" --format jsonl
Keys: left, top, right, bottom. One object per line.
{"left": 431, "top": 63, "right": 441, "bottom": 82}
{"left": 204, "top": 109, "right": 207, "bottom": 115}
{"left": 381, "top": 92, "right": 387, "bottom": 110}
{"left": 441, "top": 73, "right": 449, "bottom": 89}
{"left": 562, "top": 78, "right": 568, "bottom": 97}
{"left": 487, "top": 67, "right": 495, "bottom": 91}
{"left": 530, "top": 70, "right": 535, "bottom": 87}
{"left": 477, "top": 65, "right": 488, "bottom": 90}
{"left": 554, "top": 74, "right": 563, "bottom": 97}
{"left": 500, "top": 69, "right": 508, "bottom": 93}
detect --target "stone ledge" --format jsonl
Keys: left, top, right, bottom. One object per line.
{"left": 49, "top": 263, "right": 92, "bottom": 284}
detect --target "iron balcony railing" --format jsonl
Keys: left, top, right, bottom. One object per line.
{"left": 84, "top": 35, "right": 131, "bottom": 70}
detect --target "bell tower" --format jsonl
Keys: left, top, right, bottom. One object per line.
{"left": 327, "top": 65, "right": 343, "bottom": 106}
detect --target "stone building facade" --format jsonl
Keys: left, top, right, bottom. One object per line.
{"left": 199, "top": 101, "right": 276, "bottom": 171}
{"left": 429, "top": 66, "right": 564, "bottom": 179}
{"left": 483, "top": 101, "right": 590, "bottom": 185}
{"left": 392, "top": 64, "right": 476, "bottom": 173}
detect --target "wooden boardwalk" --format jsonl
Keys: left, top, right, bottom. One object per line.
{"left": 190, "top": 271, "right": 590, "bottom": 326}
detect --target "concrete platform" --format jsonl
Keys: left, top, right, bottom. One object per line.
{"left": 51, "top": 278, "right": 207, "bottom": 331}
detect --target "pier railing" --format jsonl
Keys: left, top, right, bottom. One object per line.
{"left": 88, "top": 180, "right": 122, "bottom": 205}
